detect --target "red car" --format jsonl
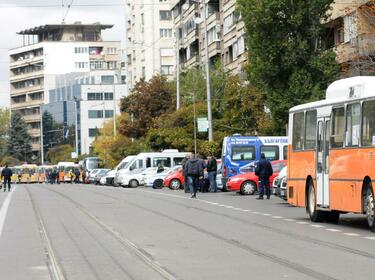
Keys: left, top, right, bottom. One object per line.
{"left": 163, "top": 167, "right": 184, "bottom": 190}
{"left": 226, "top": 160, "right": 287, "bottom": 195}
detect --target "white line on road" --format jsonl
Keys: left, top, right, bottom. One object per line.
{"left": 344, "top": 233, "right": 361, "bottom": 237}
{"left": 363, "top": 236, "right": 375, "bottom": 240}
{"left": 0, "top": 187, "right": 16, "bottom": 239}
{"left": 272, "top": 216, "right": 283, "bottom": 219}
{"left": 311, "top": 225, "right": 325, "bottom": 228}
{"left": 296, "top": 221, "right": 308, "bottom": 225}
{"left": 284, "top": 219, "right": 296, "bottom": 222}
{"left": 326, "top": 228, "right": 342, "bottom": 232}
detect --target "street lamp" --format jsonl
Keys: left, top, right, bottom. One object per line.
{"left": 191, "top": 0, "right": 213, "bottom": 141}
{"left": 189, "top": 91, "right": 198, "bottom": 155}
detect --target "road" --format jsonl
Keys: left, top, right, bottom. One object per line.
{"left": 0, "top": 183, "right": 374, "bottom": 280}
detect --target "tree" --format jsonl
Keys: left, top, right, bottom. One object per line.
{"left": 5, "top": 111, "right": 32, "bottom": 162}
{"left": 45, "top": 144, "right": 74, "bottom": 164}
{"left": 238, "top": 0, "right": 340, "bottom": 133}
{"left": 0, "top": 108, "right": 10, "bottom": 157}
{"left": 119, "top": 75, "right": 174, "bottom": 139}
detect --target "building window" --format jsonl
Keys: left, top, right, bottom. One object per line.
{"left": 101, "top": 75, "right": 114, "bottom": 84}
{"left": 160, "top": 48, "right": 174, "bottom": 57}
{"left": 87, "top": 92, "right": 103, "bottom": 100}
{"left": 160, "top": 29, "right": 173, "bottom": 38}
{"left": 207, "top": 27, "right": 220, "bottom": 44}
{"left": 90, "top": 61, "right": 104, "bottom": 70}
{"left": 89, "top": 47, "right": 103, "bottom": 55}
{"left": 142, "top": 66, "right": 146, "bottom": 78}
{"left": 107, "top": 47, "right": 117, "bottom": 55}
{"left": 105, "top": 110, "right": 114, "bottom": 118}
{"left": 159, "top": 10, "right": 172, "bottom": 21}
{"left": 75, "top": 62, "right": 88, "bottom": 69}
{"left": 237, "top": 36, "right": 245, "bottom": 55}
{"left": 161, "top": 65, "right": 173, "bottom": 75}
{"left": 74, "top": 47, "right": 88, "bottom": 54}
{"left": 104, "top": 92, "right": 113, "bottom": 100}
{"left": 88, "top": 128, "right": 98, "bottom": 137}
{"left": 107, "top": 61, "right": 117, "bottom": 70}
{"left": 343, "top": 12, "right": 357, "bottom": 43}
{"left": 88, "top": 110, "right": 103, "bottom": 119}
{"left": 224, "top": 13, "right": 237, "bottom": 34}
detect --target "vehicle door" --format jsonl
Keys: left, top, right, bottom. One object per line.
{"left": 316, "top": 118, "right": 330, "bottom": 208}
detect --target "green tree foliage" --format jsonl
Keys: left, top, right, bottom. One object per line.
{"left": 0, "top": 108, "right": 10, "bottom": 157}
{"left": 45, "top": 144, "right": 74, "bottom": 164}
{"left": 238, "top": 0, "right": 340, "bottom": 133}
{"left": 119, "top": 75, "right": 174, "bottom": 138}
{"left": 1, "top": 156, "right": 21, "bottom": 167}
{"left": 5, "top": 111, "right": 32, "bottom": 162}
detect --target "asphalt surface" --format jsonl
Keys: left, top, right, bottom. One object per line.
{"left": 0, "top": 183, "right": 374, "bottom": 280}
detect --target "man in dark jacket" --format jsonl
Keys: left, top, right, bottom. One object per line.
{"left": 206, "top": 155, "right": 218, "bottom": 192}
{"left": 181, "top": 155, "right": 190, "bottom": 193}
{"left": 255, "top": 153, "right": 273, "bottom": 199}
{"left": 1, "top": 165, "right": 13, "bottom": 192}
{"left": 184, "top": 153, "right": 204, "bottom": 198}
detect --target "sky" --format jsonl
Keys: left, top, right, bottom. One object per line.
{"left": 0, "top": 0, "right": 126, "bottom": 108}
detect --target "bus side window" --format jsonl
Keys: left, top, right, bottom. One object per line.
{"left": 362, "top": 100, "right": 375, "bottom": 147}
{"left": 331, "top": 107, "right": 345, "bottom": 148}
{"left": 345, "top": 103, "right": 360, "bottom": 147}
{"left": 305, "top": 110, "right": 317, "bottom": 149}
{"left": 260, "top": 146, "right": 279, "bottom": 160}
{"left": 292, "top": 112, "right": 304, "bottom": 150}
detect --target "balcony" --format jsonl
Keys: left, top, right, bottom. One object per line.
{"left": 11, "top": 102, "right": 28, "bottom": 110}
{"left": 185, "top": 54, "right": 200, "bottom": 68}
{"left": 11, "top": 84, "right": 44, "bottom": 95}
{"left": 334, "top": 33, "right": 375, "bottom": 64}
{"left": 206, "top": 41, "right": 221, "bottom": 58}
{"left": 23, "top": 114, "right": 41, "bottom": 123}
{"left": 179, "top": 27, "right": 199, "bottom": 49}
{"left": 10, "top": 70, "right": 44, "bottom": 83}
{"left": 29, "top": 128, "right": 41, "bottom": 137}
{"left": 9, "top": 56, "right": 43, "bottom": 69}
{"left": 31, "top": 143, "right": 41, "bottom": 151}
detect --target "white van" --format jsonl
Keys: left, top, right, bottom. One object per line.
{"left": 111, "top": 155, "right": 136, "bottom": 186}
{"left": 115, "top": 150, "right": 190, "bottom": 188}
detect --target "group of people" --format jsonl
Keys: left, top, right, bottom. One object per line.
{"left": 182, "top": 153, "right": 218, "bottom": 199}
{"left": 181, "top": 152, "right": 274, "bottom": 200}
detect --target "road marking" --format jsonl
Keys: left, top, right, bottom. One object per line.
{"left": 296, "top": 221, "right": 308, "bottom": 225}
{"left": 284, "top": 219, "right": 296, "bottom": 222}
{"left": 272, "top": 216, "right": 283, "bottom": 219}
{"left": 232, "top": 208, "right": 242, "bottom": 211}
{"left": 225, "top": 206, "right": 234, "bottom": 209}
{"left": 262, "top": 213, "right": 272, "bottom": 216}
{"left": 326, "top": 228, "right": 341, "bottom": 232}
{"left": 344, "top": 233, "right": 361, "bottom": 237}
{"left": 311, "top": 225, "right": 325, "bottom": 228}
{"left": 364, "top": 236, "right": 375, "bottom": 240}
{"left": 0, "top": 187, "right": 16, "bottom": 239}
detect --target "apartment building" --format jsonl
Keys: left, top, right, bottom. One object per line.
{"left": 43, "top": 72, "right": 127, "bottom": 156}
{"left": 172, "top": 0, "right": 247, "bottom": 74}
{"left": 9, "top": 23, "right": 123, "bottom": 160}
{"left": 125, "top": 0, "right": 176, "bottom": 91}
{"left": 326, "top": 0, "right": 375, "bottom": 76}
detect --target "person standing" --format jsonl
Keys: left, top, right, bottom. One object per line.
{"left": 1, "top": 165, "right": 13, "bottom": 192}
{"left": 181, "top": 155, "right": 189, "bottom": 193}
{"left": 206, "top": 154, "right": 218, "bottom": 192}
{"left": 255, "top": 153, "right": 273, "bottom": 199}
{"left": 185, "top": 153, "right": 204, "bottom": 198}
{"left": 74, "top": 169, "right": 81, "bottom": 184}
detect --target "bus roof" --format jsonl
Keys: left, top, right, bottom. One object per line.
{"left": 290, "top": 76, "right": 375, "bottom": 113}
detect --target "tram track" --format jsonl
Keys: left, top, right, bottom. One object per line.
{"left": 46, "top": 186, "right": 340, "bottom": 280}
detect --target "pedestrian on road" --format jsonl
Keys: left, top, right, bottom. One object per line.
{"left": 181, "top": 155, "right": 190, "bottom": 193}
{"left": 1, "top": 165, "right": 13, "bottom": 192}
{"left": 255, "top": 153, "right": 273, "bottom": 200}
{"left": 69, "top": 170, "right": 74, "bottom": 184}
{"left": 184, "top": 153, "right": 204, "bottom": 198}
{"left": 206, "top": 154, "right": 218, "bottom": 192}
{"left": 74, "top": 169, "right": 81, "bottom": 184}
{"left": 81, "top": 169, "right": 86, "bottom": 184}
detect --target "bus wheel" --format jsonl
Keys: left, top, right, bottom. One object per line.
{"left": 365, "top": 186, "right": 375, "bottom": 232}
{"left": 307, "top": 181, "right": 324, "bottom": 222}
{"left": 240, "top": 181, "right": 256, "bottom": 195}
{"left": 169, "top": 179, "right": 181, "bottom": 190}
{"left": 129, "top": 179, "right": 139, "bottom": 188}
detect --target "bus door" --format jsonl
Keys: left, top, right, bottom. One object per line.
{"left": 316, "top": 118, "right": 330, "bottom": 208}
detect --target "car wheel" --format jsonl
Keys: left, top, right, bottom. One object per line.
{"left": 129, "top": 179, "right": 139, "bottom": 188}
{"left": 110, "top": 179, "right": 114, "bottom": 186}
{"left": 307, "top": 181, "right": 325, "bottom": 222}
{"left": 153, "top": 179, "right": 164, "bottom": 189}
{"left": 169, "top": 179, "right": 181, "bottom": 190}
{"left": 240, "top": 181, "right": 256, "bottom": 195}
{"left": 365, "top": 186, "right": 375, "bottom": 232}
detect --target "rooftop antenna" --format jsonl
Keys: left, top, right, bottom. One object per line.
{"left": 62, "top": 0, "right": 74, "bottom": 24}
{"left": 61, "top": 0, "right": 65, "bottom": 23}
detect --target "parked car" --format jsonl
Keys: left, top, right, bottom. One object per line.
{"left": 163, "top": 160, "right": 222, "bottom": 191}
{"left": 92, "top": 169, "right": 111, "bottom": 185}
{"left": 99, "top": 169, "right": 116, "bottom": 185}
{"left": 272, "top": 166, "right": 288, "bottom": 200}
{"left": 144, "top": 166, "right": 179, "bottom": 189}
{"left": 226, "top": 160, "right": 287, "bottom": 195}
{"left": 86, "top": 169, "right": 102, "bottom": 184}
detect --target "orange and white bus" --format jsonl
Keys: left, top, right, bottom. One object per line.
{"left": 288, "top": 76, "right": 375, "bottom": 232}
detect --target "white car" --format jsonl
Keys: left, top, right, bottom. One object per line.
{"left": 272, "top": 166, "right": 287, "bottom": 198}
{"left": 99, "top": 169, "right": 116, "bottom": 185}
{"left": 119, "top": 167, "right": 169, "bottom": 188}
{"left": 144, "top": 166, "right": 179, "bottom": 188}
